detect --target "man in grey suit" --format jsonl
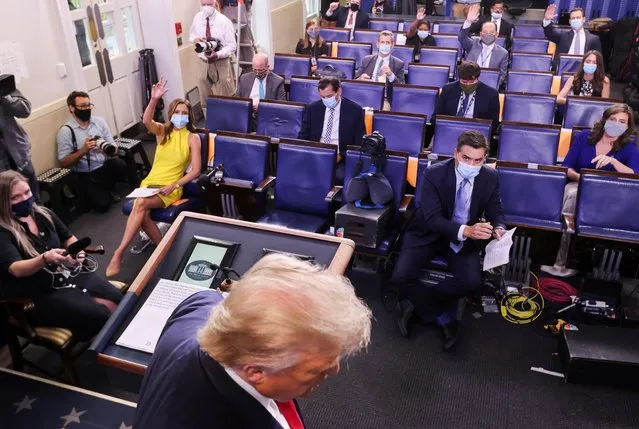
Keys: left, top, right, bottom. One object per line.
{"left": 458, "top": 4, "right": 508, "bottom": 89}
{"left": 355, "top": 30, "right": 405, "bottom": 110}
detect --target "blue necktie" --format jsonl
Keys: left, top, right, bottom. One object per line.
{"left": 456, "top": 94, "right": 470, "bottom": 117}
{"left": 258, "top": 79, "right": 265, "bottom": 99}
{"left": 450, "top": 178, "right": 471, "bottom": 253}
{"left": 372, "top": 57, "right": 382, "bottom": 81}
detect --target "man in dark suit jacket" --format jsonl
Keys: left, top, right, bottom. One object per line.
{"left": 355, "top": 30, "right": 405, "bottom": 108}
{"left": 324, "top": 0, "right": 370, "bottom": 32}
{"left": 542, "top": 5, "right": 602, "bottom": 63}
{"left": 134, "top": 254, "right": 372, "bottom": 429}
{"left": 469, "top": 1, "right": 513, "bottom": 46}
{"left": 298, "top": 77, "right": 365, "bottom": 184}
{"left": 391, "top": 130, "right": 506, "bottom": 351}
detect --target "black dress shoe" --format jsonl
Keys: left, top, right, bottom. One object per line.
{"left": 396, "top": 299, "right": 414, "bottom": 338}
{"left": 441, "top": 321, "right": 461, "bottom": 351}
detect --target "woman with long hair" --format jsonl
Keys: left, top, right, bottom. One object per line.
{"left": 406, "top": 8, "right": 436, "bottom": 61}
{"left": 295, "top": 19, "right": 330, "bottom": 75}
{"left": 557, "top": 50, "right": 611, "bottom": 105}
{"left": 543, "top": 103, "right": 638, "bottom": 277}
{"left": 106, "top": 77, "right": 202, "bottom": 277}
{"left": 0, "top": 171, "right": 122, "bottom": 340}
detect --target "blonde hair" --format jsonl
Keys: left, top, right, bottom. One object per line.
{"left": 0, "top": 171, "right": 54, "bottom": 258}
{"left": 198, "top": 254, "right": 372, "bottom": 372}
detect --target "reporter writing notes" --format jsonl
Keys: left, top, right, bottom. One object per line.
{"left": 557, "top": 51, "right": 610, "bottom": 105}
{"left": 295, "top": 19, "right": 330, "bottom": 75}
{"left": 134, "top": 254, "right": 372, "bottom": 429}
{"left": 236, "top": 53, "right": 286, "bottom": 128}
{"left": 57, "top": 91, "right": 128, "bottom": 213}
{"left": 0, "top": 171, "right": 122, "bottom": 340}
{"left": 106, "top": 78, "right": 201, "bottom": 277}
{"left": 390, "top": 131, "right": 506, "bottom": 350}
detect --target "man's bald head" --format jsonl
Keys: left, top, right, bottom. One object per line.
{"left": 252, "top": 53, "right": 269, "bottom": 70}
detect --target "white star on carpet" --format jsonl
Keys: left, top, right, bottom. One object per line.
{"left": 13, "top": 395, "right": 37, "bottom": 413}
{"left": 119, "top": 423, "right": 132, "bottom": 429}
{"left": 60, "top": 407, "right": 86, "bottom": 427}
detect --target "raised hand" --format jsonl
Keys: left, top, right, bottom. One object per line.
{"left": 151, "top": 77, "right": 169, "bottom": 101}
{"left": 329, "top": 2, "right": 339, "bottom": 11}
{"left": 416, "top": 7, "right": 426, "bottom": 20}
{"left": 466, "top": 3, "right": 480, "bottom": 22}
{"left": 544, "top": 4, "right": 557, "bottom": 21}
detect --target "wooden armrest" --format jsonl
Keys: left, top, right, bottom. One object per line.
{"left": 256, "top": 176, "right": 276, "bottom": 192}
{"left": 399, "top": 194, "right": 414, "bottom": 213}
{"left": 325, "top": 186, "right": 343, "bottom": 202}
{"left": 563, "top": 214, "right": 575, "bottom": 234}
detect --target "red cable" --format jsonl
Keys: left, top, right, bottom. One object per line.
{"left": 537, "top": 277, "right": 579, "bottom": 303}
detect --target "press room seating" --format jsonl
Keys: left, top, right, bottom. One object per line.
{"left": 289, "top": 76, "right": 321, "bottom": 105}
{"left": 256, "top": 100, "right": 306, "bottom": 139}
{"left": 353, "top": 29, "right": 381, "bottom": 47}
{"left": 206, "top": 96, "right": 252, "bottom": 133}
{"left": 511, "top": 38, "right": 550, "bottom": 53}
{"left": 506, "top": 71, "right": 554, "bottom": 94}
{"left": 502, "top": 92, "right": 557, "bottom": 125}
{"left": 392, "top": 45, "right": 415, "bottom": 73}
{"left": 336, "top": 42, "right": 372, "bottom": 69}
{"left": 391, "top": 84, "right": 439, "bottom": 122}
{"left": 432, "top": 116, "right": 492, "bottom": 156}
{"left": 414, "top": 153, "right": 450, "bottom": 208}
{"left": 513, "top": 24, "right": 545, "bottom": 38}
{"left": 273, "top": 53, "right": 311, "bottom": 81}
{"left": 498, "top": 122, "right": 561, "bottom": 165}
{"left": 479, "top": 68, "right": 500, "bottom": 90}
{"left": 319, "top": 27, "right": 350, "bottom": 42}
{"left": 557, "top": 54, "right": 583, "bottom": 75}
{"left": 407, "top": 64, "right": 450, "bottom": 88}
{"left": 511, "top": 52, "right": 553, "bottom": 72}
{"left": 433, "top": 21, "right": 463, "bottom": 35}
{"left": 562, "top": 97, "right": 622, "bottom": 129}
{"left": 372, "top": 111, "right": 427, "bottom": 156}
{"left": 317, "top": 57, "right": 356, "bottom": 79}
{"left": 341, "top": 79, "right": 385, "bottom": 110}
{"left": 432, "top": 34, "right": 462, "bottom": 55}
{"left": 419, "top": 47, "right": 458, "bottom": 79}
{"left": 369, "top": 19, "right": 401, "bottom": 31}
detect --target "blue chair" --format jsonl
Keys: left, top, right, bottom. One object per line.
{"left": 557, "top": 54, "right": 583, "bottom": 75}
{"left": 512, "top": 37, "right": 550, "bottom": 53}
{"left": 479, "top": 68, "right": 500, "bottom": 90}
{"left": 257, "top": 140, "right": 336, "bottom": 233}
{"left": 513, "top": 25, "right": 545, "bottom": 38}
{"left": 506, "top": 71, "right": 554, "bottom": 94}
{"left": 576, "top": 170, "right": 639, "bottom": 243}
{"left": 369, "top": 19, "right": 400, "bottom": 31}
{"left": 391, "top": 84, "right": 439, "bottom": 122}
{"left": 256, "top": 100, "right": 306, "bottom": 139}
{"left": 432, "top": 34, "right": 462, "bottom": 55}
{"left": 432, "top": 116, "right": 492, "bottom": 156}
{"left": 502, "top": 92, "right": 557, "bottom": 125}
{"left": 336, "top": 42, "right": 372, "bottom": 69}
{"left": 341, "top": 79, "right": 385, "bottom": 110}
{"left": 419, "top": 47, "right": 458, "bottom": 79}
{"left": 392, "top": 45, "right": 415, "bottom": 73}
{"left": 320, "top": 28, "right": 350, "bottom": 42}
{"left": 414, "top": 152, "right": 451, "bottom": 208}
{"left": 372, "top": 111, "right": 426, "bottom": 156}
{"left": 497, "top": 162, "right": 567, "bottom": 232}
{"left": 273, "top": 53, "right": 310, "bottom": 81}
{"left": 206, "top": 96, "right": 252, "bottom": 133}
{"left": 316, "top": 57, "right": 356, "bottom": 79}
{"left": 353, "top": 29, "right": 381, "bottom": 47}
{"left": 434, "top": 21, "right": 463, "bottom": 34}
{"left": 289, "top": 76, "right": 320, "bottom": 104}
{"left": 122, "top": 132, "right": 208, "bottom": 222}
{"left": 563, "top": 97, "right": 621, "bottom": 129}
{"left": 511, "top": 52, "right": 553, "bottom": 72}
{"left": 407, "top": 63, "right": 450, "bottom": 88}
{"left": 498, "top": 122, "right": 561, "bottom": 165}
{"left": 560, "top": 72, "right": 573, "bottom": 90}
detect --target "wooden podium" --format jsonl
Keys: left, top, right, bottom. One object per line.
{"left": 90, "top": 212, "right": 354, "bottom": 375}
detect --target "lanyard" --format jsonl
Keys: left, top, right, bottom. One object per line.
{"left": 459, "top": 91, "right": 475, "bottom": 118}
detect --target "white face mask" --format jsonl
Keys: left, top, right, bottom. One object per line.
{"left": 201, "top": 5, "right": 216, "bottom": 17}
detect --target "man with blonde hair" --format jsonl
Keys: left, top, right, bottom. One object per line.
{"left": 134, "top": 254, "right": 372, "bottom": 429}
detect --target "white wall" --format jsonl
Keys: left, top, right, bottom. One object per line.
{"left": 173, "top": 0, "right": 200, "bottom": 33}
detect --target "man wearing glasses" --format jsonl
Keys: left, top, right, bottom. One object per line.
{"left": 57, "top": 91, "right": 127, "bottom": 213}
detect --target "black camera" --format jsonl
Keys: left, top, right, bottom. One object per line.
{"left": 195, "top": 38, "right": 222, "bottom": 54}
{"left": 91, "top": 136, "right": 117, "bottom": 156}
{"left": 0, "top": 74, "right": 16, "bottom": 97}
{"left": 361, "top": 132, "right": 387, "bottom": 160}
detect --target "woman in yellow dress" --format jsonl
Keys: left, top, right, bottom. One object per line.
{"left": 106, "top": 77, "right": 201, "bottom": 277}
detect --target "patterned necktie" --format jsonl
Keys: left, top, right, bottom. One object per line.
{"left": 456, "top": 94, "right": 470, "bottom": 117}
{"left": 347, "top": 12, "right": 354, "bottom": 26}
{"left": 322, "top": 108, "right": 335, "bottom": 144}
{"left": 258, "top": 79, "right": 265, "bottom": 99}
{"left": 574, "top": 31, "right": 582, "bottom": 55}
{"left": 205, "top": 17, "right": 211, "bottom": 40}
{"left": 450, "top": 178, "right": 471, "bottom": 253}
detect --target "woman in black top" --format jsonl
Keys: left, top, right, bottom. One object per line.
{"left": 405, "top": 10, "right": 436, "bottom": 62}
{"left": 0, "top": 171, "right": 122, "bottom": 341}
{"left": 295, "top": 19, "right": 330, "bottom": 75}
{"left": 371, "top": 0, "right": 395, "bottom": 15}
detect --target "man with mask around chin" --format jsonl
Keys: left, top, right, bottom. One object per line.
{"left": 390, "top": 130, "right": 506, "bottom": 351}
{"left": 56, "top": 91, "right": 127, "bottom": 213}
{"left": 324, "top": 0, "right": 370, "bottom": 39}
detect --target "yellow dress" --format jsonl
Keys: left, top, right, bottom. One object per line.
{"left": 140, "top": 127, "right": 192, "bottom": 207}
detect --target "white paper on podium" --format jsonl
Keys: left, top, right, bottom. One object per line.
{"left": 483, "top": 227, "right": 517, "bottom": 271}
{"left": 126, "top": 187, "right": 161, "bottom": 199}
{"left": 115, "top": 279, "right": 206, "bottom": 354}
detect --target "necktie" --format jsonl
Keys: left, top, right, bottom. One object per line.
{"left": 574, "top": 31, "right": 582, "bottom": 55}
{"left": 450, "top": 178, "right": 471, "bottom": 253}
{"left": 347, "top": 12, "right": 354, "bottom": 26}
{"left": 372, "top": 57, "right": 382, "bottom": 81}
{"left": 456, "top": 94, "right": 470, "bottom": 117}
{"left": 276, "top": 400, "right": 305, "bottom": 429}
{"left": 322, "top": 108, "right": 335, "bottom": 144}
{"left": 493, "top": 19, "right": 498, "bottom": 32}
{"left": 205, "top": 17, "right": 211, "bottom": 40}
{"left": 258, "top": 79, "right": 265, "bottom": 99}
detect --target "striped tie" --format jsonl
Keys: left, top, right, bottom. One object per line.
{"left": 322, "top": 108, "right": 335, "bottom": 144}
{"left": 450, "top": 179, "right": 471, "bottom": 253}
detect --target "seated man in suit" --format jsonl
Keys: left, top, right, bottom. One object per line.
{"left": 391, "top": 130, "right": 506, "bottom": 350}
{"left": 236, "top": 53, "right": 286, "bottom": 130}
{"left": 134, "top": 254, "right": 372, "bottom": 429}
{"left": 468, "top": 1, "right": 513, "bottom": 47}
{"left": 298, "top": 77, "right": 365, "bottom": 184}
{"left": 355, "top": 30, "right": 405, "bottom": 111}
{"left": 459, "top": 4, "right": 508, "bottom": 89}
{"left": 324, "top": 0, "right": 369, "bottom": 38}
{"left": 543, "top": 5, "right": 602, "bottom": 63}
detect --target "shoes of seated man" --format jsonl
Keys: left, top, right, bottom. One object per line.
{"left": 441, "top": 321, "right": 461, "bottom": 351}
{"left": 396, "top": 299, "right": 414, "bottom": 338}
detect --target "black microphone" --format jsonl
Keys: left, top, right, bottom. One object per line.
{"left": 65, "top": 237, "right": 92, "bottom": 256}
{"left": 198, "top": 164, "right": 225, "bottom": 187}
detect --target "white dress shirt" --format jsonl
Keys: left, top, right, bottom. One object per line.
{"left": 492, "top": 17, "right": 502, "bottom": 34}
{"left": 477, "top": 42, "right": 496, "bottom": 68}
{"left": 224, "top": 367, "right": 291, "bottom": 429}
{"left": 372, "top": 55, "right": 396, "bottom": 82}
{"left": 189, "top": 11, "right": 237, "bottom": 61}
{"left": 321, "top": 98, "right": 342, "bottom": 146}
{"left": 454, "top": 167, "right": 476, "bottom": 242}
{"left": 568, "top": 28, "right": 586, "bottom": 55}
{"left": 249, "top": 76, "right": 266, "bottom": 105}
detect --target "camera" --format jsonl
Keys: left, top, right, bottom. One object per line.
{"left": 195, "top": 38, "right": 222, "bottom": 54}
{"left": 362, "top": 132, "right": 387, "bottom": 159}
{"left": 0, "top": 74, "right": 16, "bottom": 97}
{"left": 91, "top": 136, "right": 117, "bottom": 156}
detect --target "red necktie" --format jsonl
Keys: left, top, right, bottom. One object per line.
{"left": 276, "top": 400, "right": 305, "bottom": 429}
{"left": 347, "top": 12, "right": 354, "bottom": 26}
{"left": 205, "top": 17, "right": 211, "bottom": 41}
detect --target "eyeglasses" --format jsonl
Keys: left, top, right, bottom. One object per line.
{"left": 74, "top": 103, "right": 94, "bottom": 110}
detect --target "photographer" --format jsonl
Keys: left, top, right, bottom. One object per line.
{"left": 57, "top": 91, "right": 127, "bottom": 213}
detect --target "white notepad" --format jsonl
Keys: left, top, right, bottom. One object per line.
{"left": 483, "top": 227, "right": 517, "bottom": 271}
{"left": 126, "top": 187, "right": 161, "bottom": 199}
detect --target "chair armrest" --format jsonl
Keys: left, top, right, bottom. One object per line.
{"left": 85, "top": 245, "right": 105, "bottom": 255}
{"left": 563, "top": 214, "right": 575, "bottom": 234}
{"left": 256, "top": 176, "right": 276, "bottom": 192}
{"left": 325, "top": 186, "right": 343, "bottom": 202}
{"left": 221, "top": 178, "right": 255, "bottom": 190}
{"left": 399, "top": 194, "right": 414, "bottom": 213}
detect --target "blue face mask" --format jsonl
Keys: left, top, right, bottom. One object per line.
{"left": 457, "top": 161, "right": 482, "bottom": 180}
{"left": 12, "top": 196, "right": 35, "bottom": 218}
{"left": 171, "top": 114, "right": 189, "bottom": 129}
{"left": 417, "top": 30, "right": 430, "bottom": 39}
{"left": 583, "top": 63, "right": 597, "bottom": 74}
{"left": 491, "top": 12, "right": 502, "bottom": 20}
{"left": 378, "top": 44, "right": 391, "bottom": 55}
{"left": 322, "top": 95, "right": 338, "bottom": 109}
{"left": 570, "top": 19, "right": 583, "bottom": 31}
{"left": 604, "top": 120, "right": 628, "bottom": 138}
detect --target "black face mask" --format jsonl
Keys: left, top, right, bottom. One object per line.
{"left": 12, "top": 196, "right": 35, "bottom": 218}
{"left": 75, "top": 108, "right": 92, "bottom": 122}
{"left": 350, "top": 3, "right": 360, "bottom": 11}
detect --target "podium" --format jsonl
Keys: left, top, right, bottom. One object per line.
{"left": 90, "top": 212, "right": 354, "bottom": 375}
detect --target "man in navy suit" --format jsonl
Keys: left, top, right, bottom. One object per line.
{"left": 391, "top": 130, "right": 506, "bottom": 351}
{"left": 324, "top": 0, "right": 370, "bottom": 36}
{"left": 542, "top": 5, "right": 602, "bottom": 63}
{"left": 298, "top": 77, "right": 365, "bottom": 184}
{"left": 134, "top": 254, "right": 372, "bottom": 429}
{"left": 471, "top": 0, "right": 513, "bottom": 46}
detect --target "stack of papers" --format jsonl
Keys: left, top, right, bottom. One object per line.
{"left": 126, "top": 187, "right": 161, "bottom": 199}
{"left": 483, "top": 227, "right": 517, "bottom": 271}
